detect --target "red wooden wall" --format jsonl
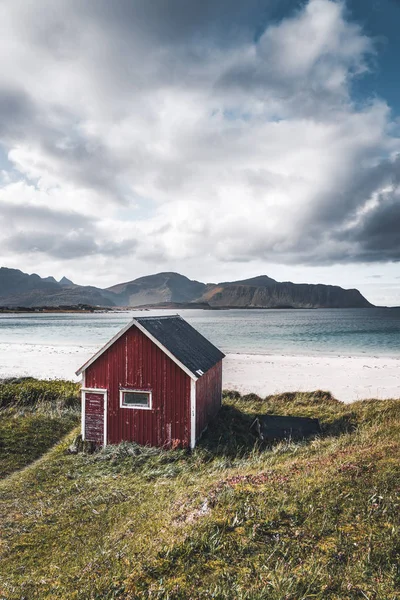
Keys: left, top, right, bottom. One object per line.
{"left": 85, "top": 325, "right": 191, "bottom": 448}
{"left": 195, "top": 360, "right": 222, "bottom": 440}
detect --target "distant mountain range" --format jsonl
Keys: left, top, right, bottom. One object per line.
{"left": 0, "top": 267, "right": 115, "bottom": 308}
{"left": 0, "top": 267, "right": 374, "bottom": 309}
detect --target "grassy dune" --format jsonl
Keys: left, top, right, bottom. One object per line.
{"left": 1, "top": 389, "right": 400, "bottom": 599}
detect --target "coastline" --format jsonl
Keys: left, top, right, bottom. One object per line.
{"left": 0, "top": 305, "right": 391, "bottom": 313}
{"left": 1, "top": 342, "right": 399, "bottom": 403}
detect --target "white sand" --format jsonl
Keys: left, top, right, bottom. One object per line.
{"left": 0, "top": 343, "right": 94, "bottom": 381}
{"left": 1, "top": 343, "right": 399, "bottom": 403}
{"left": 224, "top": 353, "right": 400, "bottom": 403}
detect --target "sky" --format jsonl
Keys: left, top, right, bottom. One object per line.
{"left": 0, "top": 0, "right": 399, "bottom": 305}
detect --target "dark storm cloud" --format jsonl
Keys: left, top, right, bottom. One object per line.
{"left": 304, "top": 154, "right": 400, "bottom": 233}
{"left": 337, "top": 188, "right": 400, "bottom": 262}
{"left": 73, "top": 0, "right": 285, "bottom": 45}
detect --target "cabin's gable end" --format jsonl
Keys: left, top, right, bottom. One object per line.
{"left": 83, "top": 324, "right": 192, "bottom": 447}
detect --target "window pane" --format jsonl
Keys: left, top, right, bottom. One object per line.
{"left": 122, "top": 392, "right": 150, "bottom": 407}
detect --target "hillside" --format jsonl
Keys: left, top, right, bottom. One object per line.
{"left": 0, "top": 378, "right": 80, "bottom": 477}
{"left": 0, "top": 267, "right": 374, "bottom": 308}
{"left": 106, "top": 272, "right": 206, "bottom": 306}
{"left": 0, "top": 268, "right": 114, "bottom": 308}
{"left": 200, "top": 279, "right": 373, "bottom": 308}
{"left": 106, "top": 272, "right": 373, "bottom": 308}
{"left": 1, "top": 387, "right": 400, "bottom": 599}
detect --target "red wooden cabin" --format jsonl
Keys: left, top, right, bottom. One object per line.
{"left": 76, "top": 315, "right": 225, "bottom": 449}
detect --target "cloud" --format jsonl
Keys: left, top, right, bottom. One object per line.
{"left": 4, "top": 230, "right": 137, "bottom": 259}
{"left": 217, "top": 0, "right": 372, "bottom": 110}
{"left": 0, "top": 188, "right": 138, "bottom": 259}
{"left": 337, "top": 186, "right": 400, "bottom": 261}
{"left": 0, "top": 0, "right": 399, "bottom": 278}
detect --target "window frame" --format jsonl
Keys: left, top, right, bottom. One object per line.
{"left": 119, "top": 388, "right": 152, "bottom": 410}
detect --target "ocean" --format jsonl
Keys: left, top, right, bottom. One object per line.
{"left": 1, "top": 308, "right": 400, "bottom": 399}
{"left": 1, "top": 307, "right": 400, "bottom": 358}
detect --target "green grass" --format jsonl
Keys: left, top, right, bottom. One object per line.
{"left": 0, "top": 377, "right": 80, "bottom": 409}
{"left": 0, "top": 379, "right": 80, "bottom": 477}
{"left": 1, "top": 389, "right": 400, "bottom": 599}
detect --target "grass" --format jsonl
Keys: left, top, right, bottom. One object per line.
{"left": 1, "top": 387, "right": 400, "bottom": 599}
{"left": 0, "top": 378, "right": 80, "bottom": 477}
{"left": 0, "top": 377, "right": 80, "bottom": 409}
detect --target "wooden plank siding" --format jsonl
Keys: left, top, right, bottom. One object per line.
{"left": 195, "top": 361, "right": 222, "bottom": 440}
{"left": 85, "top": 325, "right": 191, "bottom": 448}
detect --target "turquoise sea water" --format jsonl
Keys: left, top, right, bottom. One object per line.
{"left": 0, "top": 308, "right": 400, "bottom": 358}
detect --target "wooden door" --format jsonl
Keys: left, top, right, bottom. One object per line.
{"left": 83, "top": 389, "right": 107, "bottom": 445}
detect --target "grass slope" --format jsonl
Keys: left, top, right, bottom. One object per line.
{"left": 0, "top": 379, "right": 80, "bottom": 477}
{"left": 1, "top": 391, "right": 400, "bottom": 599}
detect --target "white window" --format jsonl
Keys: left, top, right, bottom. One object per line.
{"left": 119, "top": 389, "right": 152, "bottom": 410}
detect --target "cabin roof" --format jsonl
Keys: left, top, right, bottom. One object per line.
{"left": 76, "top": 315, "right": 225, "bottom": 379}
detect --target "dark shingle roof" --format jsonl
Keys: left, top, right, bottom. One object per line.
{"left": 135, "top": 315, "right": 225, "bottom": 377}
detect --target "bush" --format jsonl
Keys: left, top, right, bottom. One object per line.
{"left": 241, "top": 392, "right": 263, "bottom": 402}
{"left": 222, "top": 389, "right": 242, "bottom": 400}
{"left": 265, "top": 390, "right": 339, "bottom": 405}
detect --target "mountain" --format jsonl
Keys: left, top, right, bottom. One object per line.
{"left": 0, "top": 268, "right": 114, "bottom": 308}
{"left": 199, "top": 277, "right": 373, "bottom": 308}
{"left": 59, "top": 276, "right": 75, "bottom": 287}
{"left": 106, "top": 272, "right": 206, "bottom": 306}
{"left": 0, "top": 267, "right": 374, "bottom": 308}
{"left": 220, "top": 275, "right": 278, "bottom": 287}
{"left": 106, "top": 272, "right": 372, "bottom": 308}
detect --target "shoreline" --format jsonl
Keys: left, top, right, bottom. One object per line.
{"left": 1, "top": 340, "right": 400, "bottom": 360}
{"left": 0, "top": 342, "right": 399, "bottom": 403}
{"left": 1, "top": 306, "right": 399, "bottom": 313}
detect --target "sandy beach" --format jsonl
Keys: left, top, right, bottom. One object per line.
{"left": 223, "top": 353, "right": 400, "bottom": 402}
{"left": 1, "top": 342, "right": 399, "bottom": 403}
